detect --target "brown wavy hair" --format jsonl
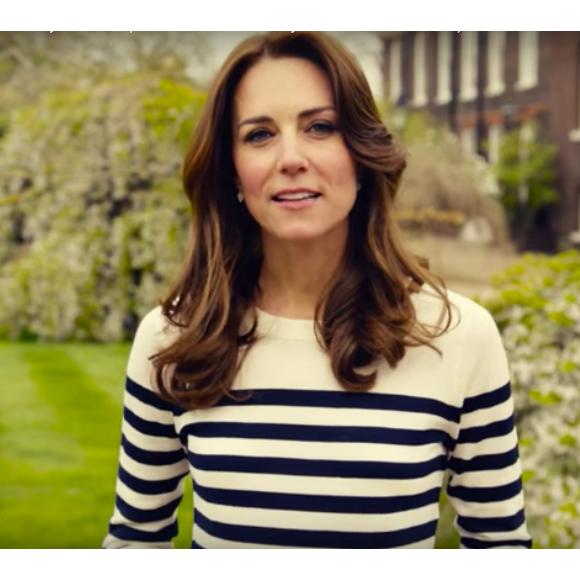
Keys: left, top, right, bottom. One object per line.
{"left": 151, "top": 31, "right": 454, "bottom": 410}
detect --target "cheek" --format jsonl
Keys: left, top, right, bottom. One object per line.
{"left": 234, "top": 153, "right": 270, "bottom": 196}
{"left": 320, "top": 148, "right": 357, "bottom": 191}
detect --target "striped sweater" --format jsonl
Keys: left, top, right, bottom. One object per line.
{"left": 103, "top": 286, "right": 532, "bottom": 549}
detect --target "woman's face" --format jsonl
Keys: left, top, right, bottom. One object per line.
{"left": 232, "top": 57, "right": 358, "bottom": 244}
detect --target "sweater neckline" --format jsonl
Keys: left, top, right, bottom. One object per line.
{"left": 255, "top": 307, "right": 318, "bottom": 341}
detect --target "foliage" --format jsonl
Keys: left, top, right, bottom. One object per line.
{"left": 381, "top": 102, "right": 508, "bottom": 242}
{"left": 492, "top": 122, "right": 559, "bottom": 238}
{"left": 479, "top": 250, "right": 580, "bottom": 548}
{"left": 0, "top": 71, "right": 205, "bottom": 341}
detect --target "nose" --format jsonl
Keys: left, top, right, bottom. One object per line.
{"left": 275, "top": 134, "right": 309, "bottom": 174}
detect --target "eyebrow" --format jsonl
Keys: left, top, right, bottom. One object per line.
{"left": 237, "top": 106, "right": 335, "bottom": 130}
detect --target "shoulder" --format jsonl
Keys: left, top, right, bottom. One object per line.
{"left": 131, "top": 306, "right": 177, "bottom": 351}
{"left": 414, "top": 284, "right": 510, "bottom": 396}
{"left": 411, "top": 283, "right": 501, "bottom": 347}
{"left": 126, "top": 306, "right": 180, "bottom": 389}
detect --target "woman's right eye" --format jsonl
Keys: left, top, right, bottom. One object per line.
{"left": 245, "top": 129, "right": 272, "bottom": 143}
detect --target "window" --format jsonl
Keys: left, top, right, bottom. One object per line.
{"left": 486, "top": 32, "right": 506, "bottom": 97}
{"left": 570, "top": 42, "right": 580, "bottom": 141}
{"left": 436, "top": 32, "right": 452, "bottom": 105}
{"left": 516, "top": 31, "right": 539, "bottom": 91}
{"left": 487, "top": 124, "right": 504, "bottom": 165}
{"left": 517, "top": 122, "right": 535, "bottom": 203}
{"left": 460, "top": 32, "right": 478, "bottom": 102}
{"left": 389, "top": 38, "right": 402, "bottom": 104}
{"left": 460, "top": 126, "right": 476, "bottom": 155}
{"left": 413, "top": 32, "right": 428, "bottom": 106}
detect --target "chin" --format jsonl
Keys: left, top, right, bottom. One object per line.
{"left": 273, "top": 226, "right": 329, "bottom": 243}
{"left": 264, "top": 218, "right": 349, "bottom": 245}
{"left": 279, "top": 232, "right": 323, "bottom": 243}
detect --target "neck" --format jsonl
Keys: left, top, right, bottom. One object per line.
{"left": 256, "top": 227, "right": 348, "bottom": 320}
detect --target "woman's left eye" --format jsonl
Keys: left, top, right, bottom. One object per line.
{"left": 308, "top": 122, "right": 336, "bottom": 135}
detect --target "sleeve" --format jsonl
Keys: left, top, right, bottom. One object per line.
{"left": 102, "top": 307, "right": 190, "bottom": 549}
{"left": 445, "top": 301, "right": 533, "bottom": 549}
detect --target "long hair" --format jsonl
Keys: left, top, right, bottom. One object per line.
{"left": 151, "top": 31, "right": 454, "bottom": 410}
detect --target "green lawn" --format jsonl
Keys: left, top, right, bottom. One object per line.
{"left": 0, "top": 342, "right": 193, "bottom": 549}
{"left": 0, "top": 342, "right": 458, "bottom": 549}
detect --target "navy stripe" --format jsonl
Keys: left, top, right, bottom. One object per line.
{"left": 126, "top": 376, "right": 182, "bottom": 414}
{"left": 189, "top": 451, "right": 447, "bottom": 479}
{"left": 447, "top": 479, "right": 523, "bottom": 504}
{"left": 457, "top": 509, "right": 526, "bottom": 534}
{"left": 118, "top": 465, "right": 188, "bottom": 495}
{"left": 124, "top": 406, "right": 178, "bottom": 438}
{"left": 448, "top": 446, "right": 519, "bottom": 475}
{"left": 462, "top": 382, "right": 511, "bottom": 415}
{"left": 194, "top": 509, "right": 437, "bottom": 548}
{"left": 216, "top": 389, "right": 460, "bottom": 422}
{"left": 191, "top": 540, "right": 204, "bottom": 548}
{"left": 108, "top": 522, "right": 178, "bottom": 543}
{"left": 115, "top": 494, "right": 182, "bottom": 524}
{"left": 194, "top": 482, "right": 441, "bottom": 514}
{"left": 122, "top": 434, "right": 186, "bottom": 466}
{"left": 461, "top": 536, "right": 532, "bottom": 549}
{"left": 456, "top": 415, "right": 515, "bottom": 445}
{"left": 186, "top": 422, "right": 453, "bottom": 448}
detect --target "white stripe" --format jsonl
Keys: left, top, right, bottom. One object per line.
{"left": 124, "top": 390, "right": 175, "bottom": 425}
{"left": 446, "top": 495, "right": 526, "bottom": 518}
{"left": 452, "top": 431, "right": 517, "bottom": 460}
{"left": 177, "top": 404, "right": 454, "bottom": 431}
{"left": 459, "top": 399, "right": 513, "bottom": 428}
{"left": 193, "top": 468, "right": 445, "bottom": 497}
{"left": 115, "top": 479, "right": 185, "bottom": 510}
{"left": 188, "top": 435, "right": 443, "bottom": 463}
{"left": 456, "top": 523, "right": 530, "bottom": 542}
{"left": 122, "top": 420, "right": 182, "bottom": 453}
{"left": 109, "top": 507, "right": 175, "bottom": 533}
{"left": 193, "top": 494, "right": 438, "bottom": 534}
{"left": 194, "top": 526, "right": 297, "bottom": 549}
{"left": 119, "top": 448, "right": 189, "bottom": 482}
{"left": 447, "top": 462, "right": 524, "bottom": 487}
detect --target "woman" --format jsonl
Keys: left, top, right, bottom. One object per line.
{"left": 103, "top": 31, "right": 532, "bottom": 549}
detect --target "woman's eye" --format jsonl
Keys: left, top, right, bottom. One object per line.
{"left": 308, "top": 122, "right": 336, "bottom": 135}
{"left": 245, "top": 129, "right": 272, "bottom": 143}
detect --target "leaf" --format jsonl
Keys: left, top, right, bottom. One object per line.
{"left": 521, "top": 470, "right": 535, "bottom": 483}
{"left": 559, "top": 434, "right": 577, "bottom": 447}
{"left": 529, "top": 390, "right": 562, "bottom": 405}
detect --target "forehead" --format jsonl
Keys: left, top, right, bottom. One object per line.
{"left": 233, "top": 57, "right": 334, "bottom": 120}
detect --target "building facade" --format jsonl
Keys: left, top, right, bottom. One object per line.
{"left": 381, "top": 32, "right": 580, "bottom": 252}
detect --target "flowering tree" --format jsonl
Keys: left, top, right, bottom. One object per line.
{"left": 480, "top": 250, "right": 580, "bottom": 548}
{"left": 0, "top": 71, "right": 205, "bottom": 341}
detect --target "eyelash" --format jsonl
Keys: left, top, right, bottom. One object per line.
{"left": 244, "top": 121, "right": 337, "bottom": 143}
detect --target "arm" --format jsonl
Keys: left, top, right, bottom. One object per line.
{"left": 446, "top": 302, "right": 532, "bottom": 549}
{"left": 102, "top": 307, "right": 190, "bottom": 549}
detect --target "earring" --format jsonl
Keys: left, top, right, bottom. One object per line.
{"left": 357, "top": 182, "right": 362, "bottom": 192}
{"left": 237, "top": 191, "right": 244, "bottom": 203}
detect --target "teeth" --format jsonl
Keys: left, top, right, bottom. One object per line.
{"left": 275, "top": 192, "right": 318, "bottom": 201}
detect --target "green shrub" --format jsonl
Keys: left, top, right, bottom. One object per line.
{"left": 479, "top": 250, "right": 580, "bottom": 548}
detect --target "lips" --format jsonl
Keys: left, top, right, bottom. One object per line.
{"left": 271, "top": 189, "right": 321, "bottom": 202}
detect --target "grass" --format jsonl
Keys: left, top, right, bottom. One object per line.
{"left": 0, "top": 342, "right": 458, "bottom": 549}
{"left": 0, "top": 342, "right": 193, "bottom": 549}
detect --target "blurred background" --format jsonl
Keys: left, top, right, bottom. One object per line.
{"left": 1, "top": 31, "right": 579, "bottom": 548}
